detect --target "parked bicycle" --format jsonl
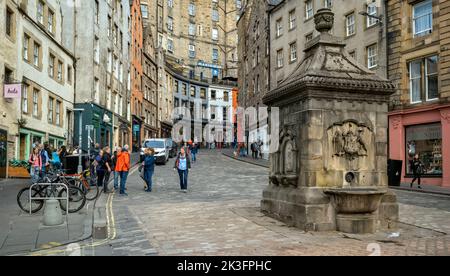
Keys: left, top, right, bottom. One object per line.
{"left": 17, "top": 170, "right": 86, "bottom": 214}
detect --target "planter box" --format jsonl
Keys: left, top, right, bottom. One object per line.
{"left": 8, "top": 167, "right": 30, "bottom": 178}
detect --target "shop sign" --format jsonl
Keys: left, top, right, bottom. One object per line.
{"left": 3, "top": 84, "right": 21, "bottom": 98}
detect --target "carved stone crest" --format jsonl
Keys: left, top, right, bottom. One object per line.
{"left": 329, "top": 120, "right": 371, "bottom": 160}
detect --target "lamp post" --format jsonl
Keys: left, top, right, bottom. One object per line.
{"left": 73, "top": 108, "right": 84, "bottom": 173}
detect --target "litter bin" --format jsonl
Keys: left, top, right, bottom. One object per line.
{"left": 388, "top": 159, "right": 403, "bottom": 187}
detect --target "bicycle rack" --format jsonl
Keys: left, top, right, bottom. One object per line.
{"left": 29, "top": 183, "right": 69, "bottom": 225}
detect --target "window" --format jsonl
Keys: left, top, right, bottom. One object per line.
{"left": 95, "top": 1, "right": 99, "bottom": 24}
{"left": 57, "top": 61, "right": 63, "bottom": 81}
{"left": 189, "top": 23, "right": 196, "bottom": 36}
{"left": 277, "top": 49, "right": 284, "bottom": 68}
{"left": 55, "top": 101, "right": 61, "bottom": 125}
{"left": 67, "top": 66, "right": 72, "bottom": 83}
{"left": 212, "top": 9, "right": 219, "bottom": 21}
{"left": 212, "top": 48, "right": 219, "bottom": 62}
{"left": 168, "top": 0, "right": 174, "bottom": 8}
{"left": 94, "top": 78, "right": 100, "bottom": 103}
{"left": 426, "top": 56, "right": 438, "bottom": 100}
{"left": 305, "top": 33, "right": 313, "bottom": 43}
{"left": 22, "top": 84, "right": 28, "bottom": 113}
{"left": 189, "top": 4, "right": 196, "bottom": 16}
{"left": 107, "top": 50, "right": 112, "bottom": 73}
{"left": 211, "top": 90, "right": 216, "bottom": 100}
{"left": 108, "top": 15, "right": 112, "bottom": 37}
{"left": 182, "top": 83, "right": 187, "bottom": 96}
{"left": 290, "top": 42, "right": 297, "bottom": 62}
{"left": 346, "top": 13, "right": 355, "bottom": 36}
{"left": 94, "top": 37, "right": 100, "bottom": 63}
{"left": 47, "top": 97, "right": 53, "bottom": 124}
{"left": 212, "top": 28, "right": 219, "bottom": 40}
{"left": 256, "top": 47, "right": 260, "bottom": 64}
{"left": 367, "top": 44, "right": 377, "bottom": 69}
{"left": 6, "top": 7, "right": 14, "bottom": 38}
{"left": 276, "top": 18, "right": 283, "bottom": 37}
{"left": 190, "top": 86, "right": 196, "bottom": 97}
{"left": 49, "top": 55, "right": 55, "bottom": 78}
{"left": 33, "top": 43, "right": 40, "bottom": 67}
{"left": 167, "top": 17, "right": 173, "bottom": 31}
{"left": 141, "top": 4, "right": 148, "bottom": 19}
{"left": 305, "top": 0, "right": 314, "bottom": 20}
{"left": 200, "top": 88, "right": 206, "bottom": 99}
{"left": 167, "top": 38, "right": 174, "bottom": 53}
{"left": 37, "top": 1, "right": 44, "bottom": 24}
{"left": 23, "top": 35, "right": 30, "bottom": 60}
{"left": 409, "top": 55, "right": 439, "bottom": 103}
{"left": 367, "top": 3, "right": 378, "bottom": 27}
{"left": 189, "top": 44, "right": 195, "bottom": 58}
{"left": 325, "top": 0, "right": 332, "bottom": 8}
{"left": 413, "top": 0, "right": 433, "bottom": 37}
{"left": 224, "top": 91, "right": 229, "bottom": 102}
{"left": 48, "top": 9, "right": 55, "bottom": 33}
{"left": 32, "top": 89, "right": 39, "bottom": 117}
{"left": 405, "top": 123, "right": 442, "bottom": 176}
{"left": 289, "top": 10, "right": 296, "bottom": 30}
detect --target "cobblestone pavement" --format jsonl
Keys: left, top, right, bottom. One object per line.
{"left": 37, "top": 150, "right": 450, "bottom": 256}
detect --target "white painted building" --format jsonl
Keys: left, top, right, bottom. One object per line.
{"left": 208, "top": 84, "right": 234, "bottom": 144}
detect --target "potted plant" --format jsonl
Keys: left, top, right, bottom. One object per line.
{"left": 8, "top": 159, "right": 30, "bottom": 178}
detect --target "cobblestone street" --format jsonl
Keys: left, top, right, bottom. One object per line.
{"left": 81, "top": 150, "right": 448, "bottom": 256}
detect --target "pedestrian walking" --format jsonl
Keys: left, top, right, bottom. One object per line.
{"left": 190, "top": 143, "right": 198, "bottom": 163}
{"left": 174, "top": 147, "right": 191, "bottom": 193}
{"left": 59, "top": 146, "right": 67, "bottom": 169}
{"left": 251, "top": 142, "right": 257, "bottom": 159}
{"left": 95, "top": 150, "right": 106, "bottom": 189}
{"left": 143, "top": 148, "right": 156, "bottom": 192}
{"left": 112, "top": 147, "right": 121, "bottom": 191}
{"left": 410, "top": 154, "right": 424, "bottom": 189}
{"left": 115, "top": 145, "right": 131, "bottom": 196}
{"left": 28, "top": 147, "right": 42, "bottom": 183}
{"left": 40, "top": 144, "right": 50, "bottom": 178}
{"left": 102, "top": 146, "right": 113, "bottom": 193}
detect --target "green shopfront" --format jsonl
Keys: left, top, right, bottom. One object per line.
{"left": 18, "top": 128, "right": 66, "bottom": 161}
{"left": 74, "top": 103, "right": 113, "bottom": 152}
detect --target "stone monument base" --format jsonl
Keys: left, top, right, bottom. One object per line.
{"left": 261, "top": 186, "right": 335, "bottom": 232}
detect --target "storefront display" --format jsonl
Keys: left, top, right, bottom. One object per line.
{"left": 405, "top": 123, "right": 442, "bottom": 175}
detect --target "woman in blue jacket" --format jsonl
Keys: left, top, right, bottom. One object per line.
{"left": 143, "top": 148, "right": 156, "bottom": 192}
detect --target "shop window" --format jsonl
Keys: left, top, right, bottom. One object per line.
{"left": 406, "top": 123, "right": 442, "bottom": 176}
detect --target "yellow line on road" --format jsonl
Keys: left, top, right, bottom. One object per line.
{"left": 29, "top": 166, "right": 139, "bottom": 256}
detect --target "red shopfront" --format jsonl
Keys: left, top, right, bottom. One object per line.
{"left": 389, "top": 104, "right": 450, "bottom": 187}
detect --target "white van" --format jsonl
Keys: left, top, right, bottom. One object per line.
{"left": 141, "top": 139, "right": 170, "bottom": 165}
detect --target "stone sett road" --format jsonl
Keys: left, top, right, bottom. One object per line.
{"left": 37, "top": 150, "right": 450, "bottom": 256}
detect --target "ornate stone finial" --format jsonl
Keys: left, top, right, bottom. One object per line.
{"left": 314, "top": 8, "right": 334, "bottom": 34}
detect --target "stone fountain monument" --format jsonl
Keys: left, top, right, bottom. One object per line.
{"left": 261, "top": 8, "right": 399, "bottom": 234}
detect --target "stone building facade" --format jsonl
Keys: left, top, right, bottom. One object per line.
{"left": 62, "top": 0, "right": 132, "bottom": 151}
{"left": 269, "top": 0, "right": 387, "bottom": 90}
{"left": 0, "top": 0, "right": 20, "bottom": 175}
{"left": 141, "top": 0, "right": 239, "bottom": 80}
{"left": 237, "top": 0, "right": 281, "bottom": 159}
{"left": 131, "top": 0, "right": 144, "bottom": 151}
{"left": 387, "top": 0, "right": 450, "bottom": 187}
{"left": 142, "top": 26, "right": 159, "bottom": 139}
{"left": 15, "top": 0, "right": 75, "bottom": 161}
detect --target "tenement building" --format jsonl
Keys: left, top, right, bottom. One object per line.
{"left": 387, "top": 0, "right": 450, "bottom": 187}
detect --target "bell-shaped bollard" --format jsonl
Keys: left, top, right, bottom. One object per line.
{"left": 43, "top": 199, "right": 64, "bottom": 226}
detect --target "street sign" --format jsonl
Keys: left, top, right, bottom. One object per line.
{"left": 86, "top": 125, "right": 94, "bottom": 131}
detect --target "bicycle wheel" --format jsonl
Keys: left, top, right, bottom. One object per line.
{"left": 59, "top": 186, "right": 86, "bottom": 213}
{"left": 79, "top": 178, "right": 99, "bottom": 201}
{"left": 17, "top": 186, "right": 45, "bottom": 214}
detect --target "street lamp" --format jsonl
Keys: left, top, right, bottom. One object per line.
{"left": 73, "top": 108, "right": 84, "bottom": 173}
{"left": 358, "top": 11, "right": 383, "bottom": 25}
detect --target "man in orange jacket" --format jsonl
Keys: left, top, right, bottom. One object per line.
{"left": 115, "top": 145, "right": 131, "bottom": 196}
